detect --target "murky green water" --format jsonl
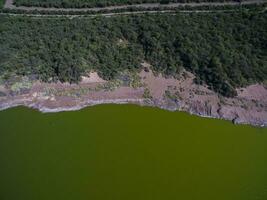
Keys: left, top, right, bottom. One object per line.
{"left": 0, "top": 105, "right": 267, "bottom": 200}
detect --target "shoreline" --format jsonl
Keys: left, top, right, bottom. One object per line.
{"left": 0, "top": 70, "right": 266, "bottom": 128}
{"left": 1, "top": 97, "right": 266, "bottom": 127}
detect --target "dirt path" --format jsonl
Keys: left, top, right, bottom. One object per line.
{"left": 1, "top": 9, "right": 241, "bottom": 19}
{"left": 4, "top": 0, "right": 266, "bottom": 12}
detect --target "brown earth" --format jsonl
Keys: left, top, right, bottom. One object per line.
{"left": 0, "top": 69, "right": 266, "bottom": 127}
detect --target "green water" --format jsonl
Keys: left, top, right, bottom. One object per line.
{"left": 0, "top": 105, "right": 267, "bottom": 200}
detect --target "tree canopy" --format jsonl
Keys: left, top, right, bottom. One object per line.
{"left": 0, "top": 11, "right": 266, "bottom": 97}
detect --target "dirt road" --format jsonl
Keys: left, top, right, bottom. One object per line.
{"left": 4, "top": 0, "right": 266, "bottom": 12}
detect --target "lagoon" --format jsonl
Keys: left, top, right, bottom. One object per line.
{"left": 0, "top": 105, "right": 267, "bottom": 200}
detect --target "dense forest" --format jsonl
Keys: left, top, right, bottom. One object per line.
{"left": 0, "top": 11, "right": 266, "bottom": 97}
{"left": 14, "top": 0, "right": 243, "bottom": 8}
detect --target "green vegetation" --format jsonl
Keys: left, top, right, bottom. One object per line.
{"left": 164, "top": 90, "right": 181, "bottom": 102}
{"left": 14, "top": 0, "right": 242, "bottom": 8}
{"left": 0, "top": 11, "right": 266, "bottom": 97}
{"left": 0, "top": 0, "right": 5, "bottom": 9}
{"left": 10, "top": 76, "right": 32, "bottom": 94}
{"left": 143, "top": 88, "right": 152, "bottom": 99}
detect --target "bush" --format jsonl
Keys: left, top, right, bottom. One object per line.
{"left": 0, "top": 10, "right": 266, "bottom": 97}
